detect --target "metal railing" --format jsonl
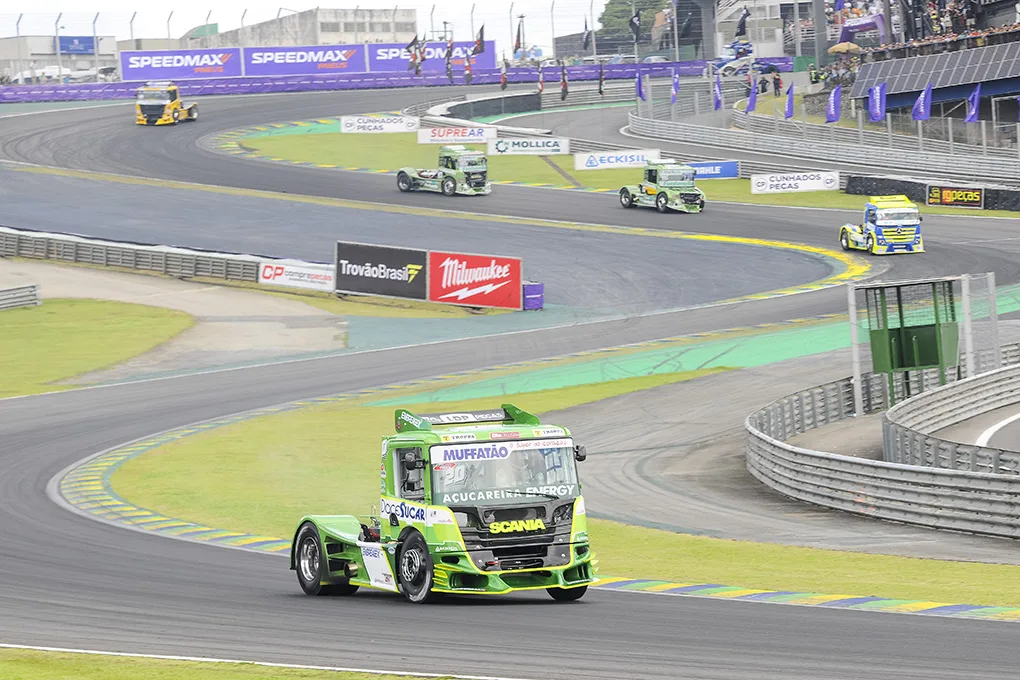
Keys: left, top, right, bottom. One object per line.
{"left": 884, "top": 363, "right": 1020, "bottom": 475}
{"left": 747, "top": 344, "right": 1020, "bottom": 539}
{"left": 0, "top": 284, "right": 41, "bottom": 311}
{"left": 629, "top": 109, "right": 1020, "bottom": 185}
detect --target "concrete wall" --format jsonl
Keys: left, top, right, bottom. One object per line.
{"left": 0, "top": 35, "right": 117, "bottom": 80}
{"left": 186, "top": 8, "right": 418, "bottom": 49}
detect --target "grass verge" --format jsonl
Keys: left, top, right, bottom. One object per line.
{"left": 0, "top": 649, "right": 429, "bottom": 680}
{"left": 0, "top": 299, "right": 193, "bottom": 398}
{"left": 239, "top": 131, "right": 1020, "bottom": 218}
{"left": 112, "top": 366, "right": 1020, "bottom": 607}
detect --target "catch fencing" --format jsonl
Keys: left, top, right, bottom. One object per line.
{"left": 746, "top": 343, "right": 1020, "bottom": 539}
{"left": 0, "top": 284, "right": 41, "bottom": 310}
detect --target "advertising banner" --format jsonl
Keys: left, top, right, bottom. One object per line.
{"left": 487, "top": 138, "right": 570, "bottom": 156}
{"left": 926, "top": 184, "right": 984, "bottom": 208}
{"left": 258, "top": 260, "right": 335, "bottom": 292}
{"left": 335, "top": 241, "right": 427, "bottom": 299}
{"left": 368, "top": 41, "right": 496, "bottom": 72}
{"left": 417, "top": 127, "right": 496, "bottom": 144}
{"left": 340, "top": 115, "right": 420, "bottom": 133}
{"left": 428, "top": 250, "right": 522, "bottom": 310}
{"left": 573, "top": 149, "right": 661, "bottom": 170}
{"left": 687, "top": 160, "right": 740, "bottom": 179}
{"left": 58, "top": 36, "right": 95, "bottom": 54}
{"left": 120, "top": 48, "right": 243, "bottom": 81}
{"left": 751, "top": 171, "right": 839, "bottom": 194}
{"left": 245, "top": 45, "right": 367, "bottom": 76}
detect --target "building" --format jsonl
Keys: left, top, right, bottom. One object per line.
{"left": 185, "top": 8, "right": 418, "bottom": 49}
{"left": 0, "top": 35, "right": 117, "bottom": 83}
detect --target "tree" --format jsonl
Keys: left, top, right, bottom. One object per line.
{"left": 597, "top": 0, "right": 667, "bottom": 43}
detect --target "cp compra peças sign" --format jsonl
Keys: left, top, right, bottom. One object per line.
{"left": 334, "top": 241, "right": 427, "bottom": 300}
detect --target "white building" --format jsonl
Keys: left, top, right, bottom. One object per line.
{"left": 0, "top": 35, "right": 118, "bottom": 82}
{"left": 186, "top": 8, "right": 418, "bottom": 49}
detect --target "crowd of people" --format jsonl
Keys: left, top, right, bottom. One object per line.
{"left": 862, "top": 19, "right": 1020, "bottom": 59}
{"left": 811, "top": 56, "right": 860, "bottom": 86}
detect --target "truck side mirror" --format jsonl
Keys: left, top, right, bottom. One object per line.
{"left": 574, "top": 445, "right": 587, "bottom": 462}
{"left": 402, "top": 450, "right": 424, "bottom": 471}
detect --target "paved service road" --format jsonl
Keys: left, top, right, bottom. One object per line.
{"left": 3, "top": 90, "right": 1020, "bottom": 679}
{"left": 939, "top": 403, "right": 1020, "bottom": 452}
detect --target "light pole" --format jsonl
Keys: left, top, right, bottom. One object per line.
{"left": 54, "top": 13, "right": 63, "bottom": 80}
{"left": 393, "top": 6, "right": 399, "bottom": 41}
{"left": 167, "top": 11, "right": 174, "bottom": 49}
{"left": 589, "top": 0, "right": 597, "bottom": 57}
{"left": 631, "top": 0, "right": 637, "bottom": 63}
{"left": 278, "top": 8, "right": 299, "bottom": 45}
{"left": 354, "top": 5, "right": 360, "bottom": 44}
{"left": 92, "top": 13, "right": 100, "bottom": 82}
{"left": 509, "top": 3, "right": 514, "bottom": 59}
{"left": 129, "top": 12, "right": 137, "bottom": 41}
{"left": 241, "top": 9, "right": 247, "bottom": 47}
{"left": 430, "top": 5, "right": 435, "bottom": 41}
{"left": 550, "top": 1, "right": 556, "bottom": 61}
{"left": 470, "top": 4, "right": 475, "bottom": 40}
{"left": 672, "top": 2, "right": 680, "bottom": 61}
{"left": 15, "top": 14, "right": 24, "bottom": 84}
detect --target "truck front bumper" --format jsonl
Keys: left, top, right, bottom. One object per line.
{"left": 431, "top": 544, "right": 594, "bottom": 594}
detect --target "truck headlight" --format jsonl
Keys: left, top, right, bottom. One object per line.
{"left": 552, "top": 502, "right": 573, "bottom": 524}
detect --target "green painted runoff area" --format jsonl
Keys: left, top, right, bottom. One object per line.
{"left": 0, "top": 300, "right": 193, "bottom": 398}
{"left": 0, "top": 649, "right": 426, "bottom": 680}
{"left": 112, "top": 366, "right": 1020, "bottom": 607}
{"left": 238, "top": 126, "right": 1020, "bottom": 217}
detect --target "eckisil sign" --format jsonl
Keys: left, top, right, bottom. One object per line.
{"left": 926, "top": 184, "right": 984, "bottom": 209}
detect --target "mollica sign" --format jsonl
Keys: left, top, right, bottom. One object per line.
{"left": 245, "top": 45, "right": 367, "bottom": 75}
{"left": 417, "top": 127, "right": 496, "bottom": 144}
{"left": 120, "top": 48, "right": 243, "bottom": 81}
{"left": 427, "top": 251, "right": 522, "bottom": 310}
{"left": 340, "top": 115, "right": 420, "bottom": 133}
{"left": 573, "top": 149, "right": 660, "bottom": 170}
{"left": 487, "top": 138, "right": 570, "bottom": 156}
{"left": 751, "top": 171, "right": 839, "bottom": 194}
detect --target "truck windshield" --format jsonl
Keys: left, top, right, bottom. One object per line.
{"left": 876, "top": 209, "right": 919, "bottom": 224}
{"left": 658, "top": 168, "right": 695, "bottom": 186}
{"left": 430, "top": 438, "right": 579, "bottom": 506}
{"left": 137, "top": 90, "right": 170, "bottom": 103}
{"left": 458, "top": 155, "right": 487, "bottom": 171}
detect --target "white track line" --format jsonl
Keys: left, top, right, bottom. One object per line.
{"left": 0, "top": 643, "right": 535, "bottom": 680}
{"left": 976, "top": 409, "right": 1020, "bottom": 447}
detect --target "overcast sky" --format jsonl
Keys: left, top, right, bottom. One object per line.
{"left": 1, "top": 1, "right": 613, "bottom": 54}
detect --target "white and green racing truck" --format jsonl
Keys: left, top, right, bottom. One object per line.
{"left": 396, "top": 145, "right": 491, "bottom": 196}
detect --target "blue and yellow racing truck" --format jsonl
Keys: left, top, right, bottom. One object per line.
{"left": 839, "top": 195, "right": 924, "bottom": 255}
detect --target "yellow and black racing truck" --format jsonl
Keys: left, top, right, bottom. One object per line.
{"left": 135, "top": 81, "right": 199, "bottom": 126}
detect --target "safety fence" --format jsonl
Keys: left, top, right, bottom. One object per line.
{"left": 746, "top": 343, "right": 1020, "bottom": 539}
{"left": 628, "top": 109, "right": 1020, "bottom": 185}
{"left": 884, "top": 363, "right": 1020, "bottom": 475}
{"left": 0, "top": 284, "right": 41, "bottom": 311}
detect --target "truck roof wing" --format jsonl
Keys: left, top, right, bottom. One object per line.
{"left": 394, "top": 404, "right": 541, "bottom": 432}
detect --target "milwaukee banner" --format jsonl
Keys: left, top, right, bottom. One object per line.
{"left": 427, "top": 250, "right": 522, "bottom": 310}
{"left": 334, "top": 241, "right": 427, "bottom": 300}
{"left": 120, "top": 48, "right": 243, "bottom": 81}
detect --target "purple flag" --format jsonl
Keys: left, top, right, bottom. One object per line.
{"left": 784, "top": 83, "right": 794, "bottom": 119}
{"left": 747, "top": 77, "right": 758, "bottom": 113}
{"left": 868, "top": 82, "right": 887, "bottom": 123}
{"left": 826, "top": 85, "right": 842, "bottom": 123}
{"left": 834, "top": 0, "right": 845, "bottom": 10}
{"left": 965, "top": 83, "right": 981, "bottom": 123}
{"left": 635, "top": 71, "right": 645, "bottom": 101}
{"left": 912, "top": 82, "right": 932, "bottom": 121}
{"left": 713, "top": 72, "right": 722, "bottom": 111}
{"left": 671, "top": 69, "right": 679, "bottom": 105}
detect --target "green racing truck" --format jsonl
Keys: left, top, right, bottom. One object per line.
{"left": 396, "top": 145, "right": 491, "bottom": 196}
{"left": 619, "top": 160, "right": 706, "bottom": 213}
{"left": 290, "top": 405, "right": 594, "bottom": 603}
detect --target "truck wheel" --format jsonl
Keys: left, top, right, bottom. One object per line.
{"left": 441, "top": 177, "right": 457, "bottom": 196}
{"left": 655, "top": 192, "right": 669, "bottom": 213}
{"left": 398, "top": 532, "right": 440, "bottom": 603}
{"left": 840, "top": 230, "right": 850, "bottom": 251}
{"left": 547, "top": 585, "right": 587, "bottom": 601}
{"left": 294, "top": 522, "right": 359, "bottom": 596}
{"left": 866, "top": 234, "right": 876, "bottom": 255}
{"left": 397, "top": 172, "right": 412, "bottom": 192}
{"left": 699, "top": 199, "right": 705, "bottom": 212}
{"left": 189, "top": 105, "right": 199, "bottom": 121}
{"left": 171, "top": 109, "right": 179, "bottom": 123}
{"left": 619, "top": 189, "right": 634, "bottom": 208}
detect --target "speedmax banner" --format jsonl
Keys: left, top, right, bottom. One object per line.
{"left": 120, "top": 48, "right": 243, "bottom": 81}
{"left": 245, "top": 45, "right": 367, "bottom": 75}
{"left": 334, "top": 241, "right": 427, "bottom": 299}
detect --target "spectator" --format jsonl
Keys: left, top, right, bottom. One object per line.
{"left": 773, "top": 73, "right": 783, "bottom": 96}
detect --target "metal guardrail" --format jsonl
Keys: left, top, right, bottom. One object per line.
{"left": 0, "top": 226, "right": 262, "bottom": 282}
{"left": 0, "top": 284, "right": 41, "bottom": 311}
{"left": 747, "top": 343, "right": 1020, "bottom": 539}
{"left": 884, "top": 363, "right": 1020, "bottom": 475}
{"left": 630, "top": 109, "right": 1020, "bottom": 185}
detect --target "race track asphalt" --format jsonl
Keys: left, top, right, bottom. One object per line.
{"left": 3, "top": 89, "right": 1020, "bottom": 679}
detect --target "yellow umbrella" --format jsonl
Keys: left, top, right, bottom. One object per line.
{"left": 828, "top": 41, "right": 862, "bottom": 54}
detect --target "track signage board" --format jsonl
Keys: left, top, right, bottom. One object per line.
{"left": 427, "top": 250, "right": 522, "bottom": 310}
{"left": 120, "top": 48, "right": 244, "bottom": 81}
{"left": 573, "top": 149, "right": 661, "bottom": 170}
{"left": 686, "top": 160, "right": 740, "bottom": 179}
{"left": 417, "top": 127, "right": 496, "bottom": 144}
{"left": 244, "top": 45, "right": 368, "bottom": 75}
{"left": 750, "top": 171, "right": 839, "bottom": 194}
{"left": 368, "top": 41, "right": 496, "bottom": 72}
{"left": 335, "top": 242, "right": 428, "bottom": 299}
{"left": 926, "top": 184, "right": 984, "bottom": 208}
{"left": 258, "top": 260, "right": 335, "bottom": 292}
{"left": 487, "top": 138, "right": 570, "bottom": 156}
{"left": 340, "top": 115, "right": 420, "bottom": 133}
{"left": 58, "top": 36, "right": 95, "bottom": 54}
